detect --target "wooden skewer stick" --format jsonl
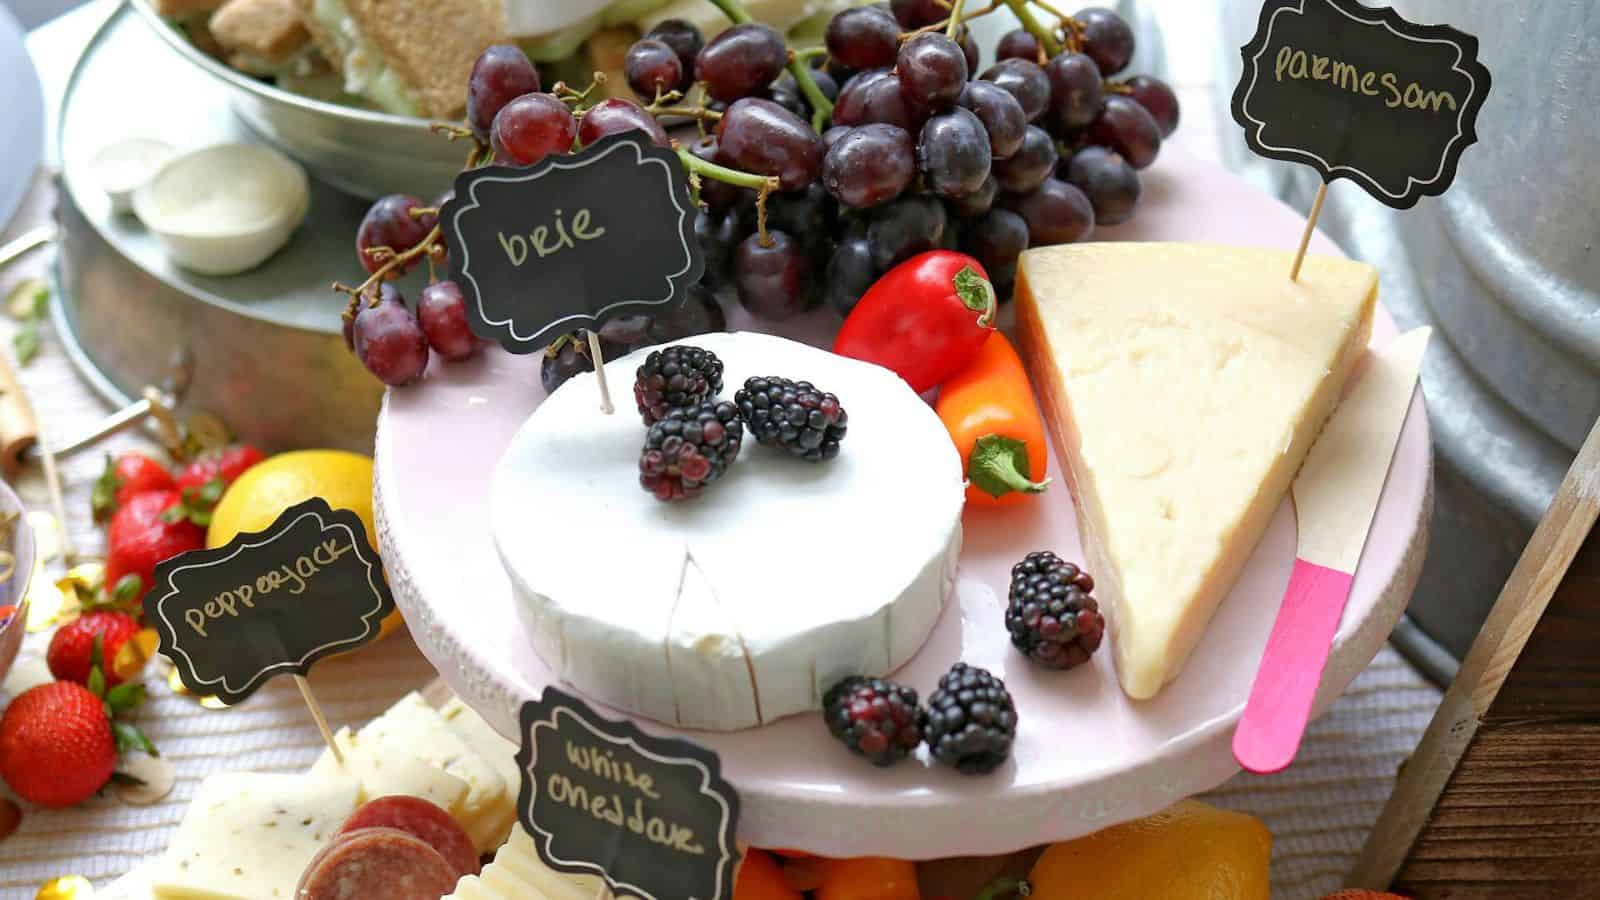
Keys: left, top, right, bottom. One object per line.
{"left": 1348, "top": 413, "right": 1600, "bottom": 887}
{"left": 294, "top": 674, "right": 344, "bottom": 765}
{"left": 586, "top": 330, "right": 615, "bottom": 415}
{"left": 1290, "top": 181, "right": 1329, "bottom": 281}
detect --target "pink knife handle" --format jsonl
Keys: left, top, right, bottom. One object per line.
{"left": 1233, "top": 558, "right": 1356, "bottom": 774}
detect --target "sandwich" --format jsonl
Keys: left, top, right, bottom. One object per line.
{"left": 209, "top": 0, "right": 321, "bottom": 77}
{"left": 165, "top": 0, "right": 866, "bottom": 120}
{"left": 294, "top": 0, "right": 508, "bottom": 119}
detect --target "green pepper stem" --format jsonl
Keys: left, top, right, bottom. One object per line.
{"left": 1002, "top": 0, "right": 1063, "bottom": 56}
{"left": 706, "top": 0, "right": 835, "bottom": 132}
{"left": 969, "top": 434, "right": 1050, "bottom": 499}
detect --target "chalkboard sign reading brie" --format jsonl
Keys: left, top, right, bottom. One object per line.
{"left": 443, "top": 131, "right": 704, "bottom": 353}
{"left": 1231, "top": 0, "right": 1490, "bottom": 209}
{"left": 144, "top": 498, "right": 395, "bottom": 706}
{"left": 517, "top": 687, "right": 740, "bottom": 900}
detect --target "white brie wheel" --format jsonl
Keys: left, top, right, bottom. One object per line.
{"left": 491, "top": 332, "right": 965, "bottom": 731}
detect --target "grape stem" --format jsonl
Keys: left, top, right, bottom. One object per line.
{"left": 676, "top": 147, "right": 780, "bottom": 193}
{"left": 431, "top": 123, "right": 475, "bottom": 141}
{"left": 704, "top": 0, "right": 834, "bottom": 132}
{"left": 902, "top": 0, "right": 999, "bottom": 40}
{"left": 1003, "top": 0, "right": 1062, "bottom": 56}
{"left": 945, "top": 0, "right": 966, "bottom": 37}
{"left": 334, "top": 223, "right": 444, "bottom": 302}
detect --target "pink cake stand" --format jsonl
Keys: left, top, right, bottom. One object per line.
{"left": 374, "top": 149, "right": 1432, "bottom": 859}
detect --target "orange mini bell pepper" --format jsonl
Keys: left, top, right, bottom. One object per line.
{"left": 736, "top": 849, "right": 805, "bottom": 900}
{"left": 816, "top": 857, "right": 922, "bottom": 900}
{"left": 935, "top": 331, "right": 1050, "bottom": 506}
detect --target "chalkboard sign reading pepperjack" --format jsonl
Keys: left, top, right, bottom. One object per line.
{"left": 517, "top": 687, "right": 741, "bottom": 900}
{"left": 442, "top": 131, "right": 705, "bottom": 354}
{"left": 1230, "top": 0, "right": 1490, "bottom": 209}
{"left": 144, "top": 498, "right": 395, "bottom": 706}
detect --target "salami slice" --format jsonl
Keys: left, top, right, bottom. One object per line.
{"left": 295, "top": 826, "right": 461, "bottom": 900}
{"left": 338, "top": 795, "right": 481, "bottom": 877}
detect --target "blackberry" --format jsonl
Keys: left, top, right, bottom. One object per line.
{"left": 634, "top": 345, "right": 724, "bottom": 424}
{"left": 822, "top": 676, "right": 924, "bottom": 767}
{"left": 638, "top": 401, "right": 744, "bottom": 501}
{"left": 922, "top": 663, "right": 1017, "bottom": 774}
{"left": 734, "top": 376, "right": 848, "bottom": 461}
{"left": 1005, "top": 551, "right": 1104, "bottom": 670}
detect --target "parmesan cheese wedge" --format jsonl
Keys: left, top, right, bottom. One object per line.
{"left": 1016, "top": 242, "right": 1377, "bottom": 700}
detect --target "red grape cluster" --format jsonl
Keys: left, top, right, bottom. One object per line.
{"left": 686, "top": 3, "right": 1177, "bottom": 317}
{"left": 340, "top": 2, "right": 1178, "bottom": 389}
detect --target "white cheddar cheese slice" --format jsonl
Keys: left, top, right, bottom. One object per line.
{"left": 492, "top": 332, "right": 964, "bottom": 730}
{"left": 151, "top": 772, "right": 359, "bottom": 900}
{"left": 309, "top": 726, "right": 471, "bottom": 816}
{"left": 356, "top": 692, "right": 515, "bottom": 853}
{"left": 1017, "top": 242, "right": 1377, "bottom": 700}
{"left": 444, "top": 825, "right": 605, "bottom": 900}
{"left": 439, "top": 697, "right": 522, "bottom": 802}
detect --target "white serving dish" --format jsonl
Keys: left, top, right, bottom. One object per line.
{"left": 88, "top": 137, "right": 175, "bottom": 215}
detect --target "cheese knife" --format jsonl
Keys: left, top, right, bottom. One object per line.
{"left": 1233, "top": 327, "right": 1431, "bottom": 774}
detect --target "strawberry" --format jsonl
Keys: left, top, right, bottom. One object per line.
{"left": 0, "top": 674, "right": 152, "bottom": 808}
{"left": 176, "top": 444, "right": 266, "bottom": 494}
{"left": 105, "top": 490, "right": 204, "bottom": 603}
{"left": 91, "top": 452, "right": 177, "bottom": 522}
{"left": 47, "top": 611, "right": 141, "bottom": 687}
{"left": 169, "top": 445, "right": 267, "bottom": 527}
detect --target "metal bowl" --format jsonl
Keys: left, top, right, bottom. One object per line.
{"left": 127, "top": 0, "right": 460, "bottom": 199}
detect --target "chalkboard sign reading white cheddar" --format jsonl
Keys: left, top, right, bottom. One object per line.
{"left": 517, "top": 687, "right": 741, "bottom": 900}
{"left": 144, "top": 498, "right": 395, "bottom": 706}
{"left": 442, "top": 131, "right": 705, "bottom": 354}
{"left": 1231, "top": 0, "right": 1490, "bottom": 209}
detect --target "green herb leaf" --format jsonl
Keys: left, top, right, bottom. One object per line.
{"left": 87, "top": 665, "right": 106, "bottom": 700}
{"left": 12, "top": 322, "right": 39, "bottom": 365}
{"left": 4, "top": 278, "right": 48, "bottom": 321}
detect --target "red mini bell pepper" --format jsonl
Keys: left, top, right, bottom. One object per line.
{"left": 832, "top": 251, "right": 997, "bottom": 393}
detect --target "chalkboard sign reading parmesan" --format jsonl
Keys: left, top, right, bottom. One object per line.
{"left": 443, "top": 131, "right": 704, "bottom": 353}
{"left": 517, "top": 687, "right": 740, "bottom": 900}
{"left": 144, "top": 498, "right": 394, "bottom": 706}
{"left": 1231, "top": 0, "right": 1490, "bottom": 209}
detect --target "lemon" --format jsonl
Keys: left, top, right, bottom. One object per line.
{"left": 207, "top": 450, "right": 403, "bottom": 640}
{"left": 1029, "top": 800, "right": 1271, "bottom": 900}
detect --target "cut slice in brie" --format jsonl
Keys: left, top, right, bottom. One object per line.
{"left": 1016, "top": 242, "right": 1377, "bottom": 700}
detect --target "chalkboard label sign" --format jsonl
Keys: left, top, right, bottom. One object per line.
{"left": 1230, "top": 0, "right": 1490, "bottom": 209}
{"left": 517, "top": 687, "right": 741, "bottom": 900}
{"left": 145, "top": 498, "right": 395, "bottom": 706}
{"left": 443, "top": 131, "right": 704, "bottom": 353}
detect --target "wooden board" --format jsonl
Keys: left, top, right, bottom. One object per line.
{"left": 1352, "top": 416, "right": 1600, "bottom": 896}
